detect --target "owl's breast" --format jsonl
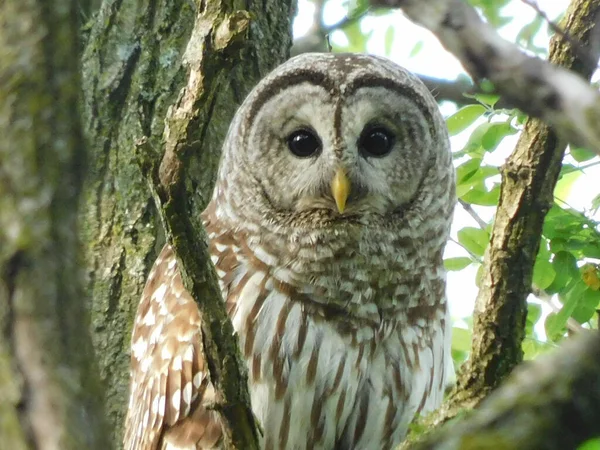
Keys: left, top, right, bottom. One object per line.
{"left": 206, "top": 218, "right": 449, "bottom": 448}
{"left": 214, "top": 252, "right": 449, "bottom": 450}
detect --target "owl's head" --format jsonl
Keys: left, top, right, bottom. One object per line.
{"left": 215, "top": 53, "right": 454, "bottom": 232}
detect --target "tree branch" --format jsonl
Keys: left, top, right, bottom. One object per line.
{"left": 371, "top": 0, "right": 600, "bottom": 154}
{"left": 451, "top": 0, "right": 600, "bottom": 409}
{"left": 409, "top": 331, "right": 600, "bottom": 450}
{"left": 458, "top": 199, "right": 488, "bottom": 229}
{"left": 137, "top": 131, "right": 259, "bottom": 449}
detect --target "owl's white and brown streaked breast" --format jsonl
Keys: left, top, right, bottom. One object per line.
{"left": 201, "top": 197, "right": 450, "bottom": 449}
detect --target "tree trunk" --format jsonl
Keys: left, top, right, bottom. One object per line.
{"left": 0, "top": 0, "right": 108, "bottom": 448}
{"left": 80, "top": 0, "right": 294, "bottom": 445}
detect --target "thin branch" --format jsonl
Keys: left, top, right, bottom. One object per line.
{"left": 370, "top": 0, "right": 600, "bottom": 154}
{"left": 531, "top": 287, "right": 585, "bottom": 334}
{"left": 458, "top": 199, "right": 488, "bottom": 229}
{"left": 136, "top": 135, "right": 259, "bottom": 449}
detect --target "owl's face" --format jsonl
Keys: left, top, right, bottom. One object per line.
{"left": 218, "top": 53, "right": 451, "bottom": 230}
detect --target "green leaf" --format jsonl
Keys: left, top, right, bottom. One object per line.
{"left": 545, "top": 251, "right": 579, "bottom": 294}
{"left": 545, "top": 280, "right": 588, "bottom": 341}
{"left": 544, "top": 313, "right": 563, "bottom": 342}
{"left": 455, "top": 161, "right": 498, "bottom": 199}
{"left": 578, "top": 438, "right": 600, "bottom": 450}
{"left": 473, "top": 93, "right": 500, "bottom": 107}
{"left": 532, "top": 245, "right": 555, "bottom": 290}
{"left": 455, "top": 158, "right": 483, "bottom": 186}
{"left": 572, "top": 288, "right": 600, "bottom": 324}
{"left": 592, "top": 194, "right": 600, "bottom": 214}
{"left": 451, "top": 327, "right": 472, "bottom": 353}
{"left": 347, "top": 0, "right": 370, "bottom": 16}
{"left": 469, "top": 0, "right": 512, "bottom": 28}
{"left": 522, "top": 337, "right": 554, "bottom": 360}
{"left": 384, "top": 26, "right": 394, "bottom": 56}
{"left": 525, "top": 302, "right": 542, "bottom": 337}
{"left": 335, "top": 21, "right": 370, "bottom": 53}
{"left": 527, "top": 302, "right": 542, "bottom": 325}
{"left": 446, "top": 105, "right": 487, "bottom": 136}
{"left": 457, "top": 227, "right": 490, "bottom": 258}
{"left": 455, "top": 122, "right": 494, "bottom": 157}
{"left": 409, "top": 41, "right": 423, "bottom": 58}
{"left": 543, "top": 205, "right": 600, "bottom": 261}
{"left": 460, "top": 182, "right": 500, "bottom": 206}
{"left": 555, "top": 170, "right": 582, "bottom": 201}
{"left": 444, "top": 257, "right": 473, "bottom": 271}
{"left": 481, "top": 122, "right": 517, "bottom": 151}
{"left": 570, "top": 147, "right": 597, "bottom": 162}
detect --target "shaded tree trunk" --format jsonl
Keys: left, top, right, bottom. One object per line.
{"left": 80, "top": 0, "right": 295, "bottom": 445}
{"left": 0, "top": 0, "right": 108, "bottom": 448}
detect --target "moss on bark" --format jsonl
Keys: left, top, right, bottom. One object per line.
{"left": 0, "top": 0, "right": 108, "bottom": 447}
{"left": 80, "top": 0, "right": 294, "bottom": 445}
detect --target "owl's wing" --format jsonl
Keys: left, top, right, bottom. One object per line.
{"left": 124, "top": 245, "right": 223, "bottom": 450}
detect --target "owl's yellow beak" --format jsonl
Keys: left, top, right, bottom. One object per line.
{"left": 331, "top": 168, "right": 350, "bottom": 214}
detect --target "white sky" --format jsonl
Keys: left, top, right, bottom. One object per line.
{"left": 293, "top": 0, "right": 600, "bottom": 328}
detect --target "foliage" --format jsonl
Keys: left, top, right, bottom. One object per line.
{"left": 296, "top": 0, "right": 600, "bottom": 372}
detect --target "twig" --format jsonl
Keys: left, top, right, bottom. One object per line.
{"left": 458, "top": 199, "right": 488, "bottom": 229}
{"left": 449, "top": 236, "right": 483, "bottom": 263}
{"left": 531, "top": 286, "right": 585, "bottom": 334}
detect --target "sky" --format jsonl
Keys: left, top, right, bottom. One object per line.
{"left": 292, "top": 0, "right": 600, "bottom": 329}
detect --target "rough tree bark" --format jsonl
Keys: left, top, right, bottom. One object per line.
{"left": 413, "top": 331, "right": 600, "bottom": 450}
{"left": 0, "top": 0, "right": 108, "bottom": 448}
{"left": 80, "top": 0, "right": 294, "bottom": 445}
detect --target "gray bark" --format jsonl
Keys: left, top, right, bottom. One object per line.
{"left": 0, "top": 0, "right": 109, "bottom": 448}
{"left": 408, "top": 331, "right": 600, "bottom": 450}
{"left": 80, "top": 0, "right": 294, "bottom": 445}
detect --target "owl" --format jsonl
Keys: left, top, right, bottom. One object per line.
{"left": 124, "top": 53, "right": 455, "bottom": 450}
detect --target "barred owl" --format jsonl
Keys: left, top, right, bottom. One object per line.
{"left": 124, "top": 53, "right": 455, "bottom": 450}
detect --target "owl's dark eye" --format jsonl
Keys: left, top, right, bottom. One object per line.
{"left": 287, "top": 129, "right": 321, "bottom": 158}
{"left": 359, "top": 126, "right": 395, "bottom": 157}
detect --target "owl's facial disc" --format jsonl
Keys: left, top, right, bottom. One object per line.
{"left": 239, "top": 76, "right": 436, "bottom": 225}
